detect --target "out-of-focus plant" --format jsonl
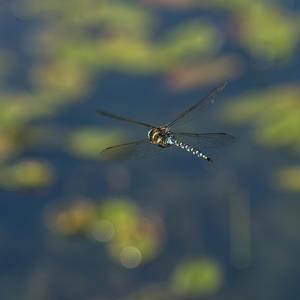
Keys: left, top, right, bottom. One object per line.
{"left": 99, "top": 200, "right": 163, "bottom": 267}
{"left": 49, "top": 199, "right": 97, "bottom": 235}
{"left": 236, "top": 3, "right": 299, "bottom": 61}
{"left": 32, "top": 62, "right": 91, "bottom": 97}
{"left": 144, "top": 0, "right": 300, "bottom": 62}
{"left": 68, "top": 127, "right": 125, "bottom": 159}
{"left": 0, "top": 159, "right": 55, "bottom": 190}
{"left": 222, "top": 84, "right": 300, "bottom": 193}
{"left": 20, "top": 0, "right": 221, "bottom": 76}
{"left": 223, "top": 84, "right": 300, "bottom": 153}
{"left": 49, "top": 197, "right": 164, "bottom": 268}
{"left": 167, "top": 54, "right": 243, "bottom": 90}
{"left": 170, "top": 258, "right": 224, "bottom": 297}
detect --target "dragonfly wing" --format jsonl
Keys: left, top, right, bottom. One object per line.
{"left": 97, "top": 110, "right": 155, "bottom": 128}
{"left": 173, "top": 132, "right": 235, "bottom": 149}
{"left": 167, "top": 82, "right": 228, "bottom": 130}
{"left": 101, "top": 139, "right": 167, "bottom": 161}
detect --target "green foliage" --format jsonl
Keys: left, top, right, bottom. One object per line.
{"left": 222, "top": 84, "right": 300, "bottom": 194}
{"left": 68, "top": 127, "right": 125, "bottom": 159}
{"left": 237, "top": 4, "right": 299, "bottom": 60}
{"left": 52, "top": 198, "right": 163, "bottom": 267}
{"left": 222, "top": 85, "right": 300, "bottom": 154}
{"left": 161, "top": 21, "right": 221, "bottom": 61}
{"left": 171, "top": 258, "right": 224, "bottom": 296}
{"left": 0, "top": 159, "right": 55, "bottom": 190}
{"left": 95, "top": 198, "right": 163, "bottom": 266}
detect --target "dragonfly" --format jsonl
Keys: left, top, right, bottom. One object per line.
{"left": 97, "top": 82, "right": 235, "bottom": 162}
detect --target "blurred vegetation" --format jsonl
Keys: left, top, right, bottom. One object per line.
{"left": 223, "top": 85, "right": 300, "bottom": 153}
{"left": 68, "top": 127, "right": 125, "bottom": 159}
{"left": 0, "top": 159, "right": 54, "bottom": 190}
{"left": 236, "top": 4, "right": 299, "bottom": 60}
{"left": 1, "top": 0, "right": 300, "bottom": 299}
{"left": 49, "top": 198, "right": 164, "bottom": 268}
{"left": 222, "top": 84, "right": 300, "bottom": 192}
{"left": 171, "top": 258, "right": 224, "bottom": 297}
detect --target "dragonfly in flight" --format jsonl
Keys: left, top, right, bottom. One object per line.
{"left": 97, "top": 82, "right": 235, "bottom": 162}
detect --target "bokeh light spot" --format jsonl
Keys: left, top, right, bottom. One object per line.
{"left": 90, "top": 220, "right": 115, "bottom": 242}
{"left": 120, "top": 246, "right": 142, "bottom": 269}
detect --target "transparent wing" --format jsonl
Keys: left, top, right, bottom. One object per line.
{"left": 97, "top": 109, "right": 155, "bottom": 128}
{"left": 167, "top": 82, "right": 228, "bottom": 130}
{"left": 173, "top": 132, "right": 235, "bottom": 149}
{"left": 101, "top": 139, "right": 168, "bottom": 161}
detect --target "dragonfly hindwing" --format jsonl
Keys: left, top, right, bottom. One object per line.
{"left": 168, "top": 135, "right": 212, "bottom": 162}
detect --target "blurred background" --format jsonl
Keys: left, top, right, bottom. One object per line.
{"left": 1, "top": 0, "right": 300, "bottom": 299}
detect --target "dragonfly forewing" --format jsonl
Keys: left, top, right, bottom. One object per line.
{"left": 97, "top": 110, "right": 155, "bottom": 128}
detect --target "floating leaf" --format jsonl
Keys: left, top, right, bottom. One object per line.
{"left": 171, "top": 258, "right": 224, "bottom": 297}
{"left": 222, "top": 85, "right": 300, "bottom": 155}
{"left": 68, "top": 128, "right": 125, "bottom": 159}
{"left": 95, "top": 198, "right": 164, "bottom": 265}
{"left": 51, "top": 200, "right": 97, "bottom": 235}
{"left": 237, "top": 3, "right": 299, "bottom": 60}
{"left": 0, "top": 160, "right": 55, "bottom": 190}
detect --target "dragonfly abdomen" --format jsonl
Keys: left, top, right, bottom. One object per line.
{"left": 168, "top": 136, "right": 212, "bottom": 162}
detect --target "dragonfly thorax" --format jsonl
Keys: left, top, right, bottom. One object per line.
{"left": 148, "top": 127, "right": 172, "bottom": 148}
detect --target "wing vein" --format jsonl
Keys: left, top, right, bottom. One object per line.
{"left": 97, "top": 109, "right": 155, "bottom": 128}
{"left": 167, "top": 82, "right": 228, "bottom": 128}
